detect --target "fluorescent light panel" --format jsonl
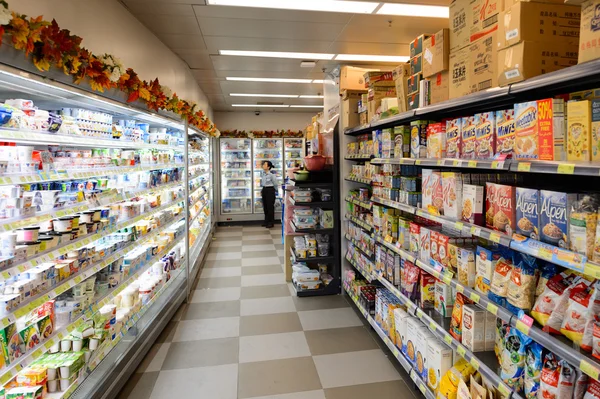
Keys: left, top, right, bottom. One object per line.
{"left": 219, "top": 50, "right": 334, "bottom": 60}
{"left": 290, "top": 105, "right": 324, "bottom": 108}
{"left": 335, "top": 54, "right": 409, "bottom": 62}
{"left": 226, "top": 77, "right": 323, "bottom": 84}
{"left": 206, "top": 0, "right": 378, "bottom": 14}
{"left": 232, "top": 104, "right": 290, "bottom": 108}
{"left": 299, "top": 95, "right": 324, "bottom": 99}
{"left": 230, "top": 93, "right": 299, "bottom": 98}
{"left": 377, "top": 3, "right": 449, "bottom": 18}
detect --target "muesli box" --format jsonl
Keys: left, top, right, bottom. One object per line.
{"left": 491, "top": 184, "right": 516, "bottom": 235}
{"left": 430, "top": 170, "right": 444, "bottom": 215}
{"left": 475, "top": 112, "right": 496, "bottom": 159}
{"left": 422, "top": 169, "right": 435, "bottom": 210}
{"left": 462, "top": 184, "right": 484, "bottom": 225}
{"left": 539, "top": 190, "right": 577, "bottom": 249}
{"left": 420, "top": 226, "right": 432, "bottom": 263}
{"left": 442, "top": 171, "right": 462, "bottom": 219}
{"left": 409, "top": 222, "right": 421, "bottom": 254}
{"left": 430, "top": 230, "right": 441, "bottom": 265}
{"left": 446, "top": 118, "right": 462, "bottom": 158}
{"left": 411, "top": 120, "right": 429, "bottom": 158}
{"left": 495, "top": 109, "right": 515, "bottom": 157}
{"left": 485, "top": 182, "right": 496, "bottom": 230}
{"left": 514, "top": 101, "right": 539, "bottom": 159}
{"left": 461, "top": 116, "right": 477, "bottom": 159}
{"left": 515, "top": 187, "right": 540, "bottom": 239}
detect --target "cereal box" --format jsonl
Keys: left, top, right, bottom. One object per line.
{"left": 442, "top": 172, "right": 462, "bottom": 219}
{"left": 592, "top": 100, "right": 600, "bottom": 162}
{"left": 462, "top": 304, "right": 486, "bottom": 352}
{"left": 434, "top": 280, "right": 455, "bottom": 317}
{"left": 381, "top": 128, "right": 395, "bottom": 159}
{"left": 420, "top": 226, "right": 432, "bottom": 262}
{"left": 484, "top": 311, "right": 496, "bottom": 351}
{"left": 447, "top": 242, "right": 460, "bottom": 272}
{"left": 461, "top": 116, "right": 477, "bottom": 159}
{"left": 394, "top": 125, "right": 411, "bottom": 158}
{"left": 409, "top": 222, "right": 421, "bottom": 254}
{"left": 495, "top": 109, "right": 515, "bottom": 157}
{"left": 446, "top": 118, "right": 462, "bottom": 158}
{"left": 430, "top": 230, "right": 440, "bottom": 265}
{"left": 461, "top": 184, "right": 484, "bottom": 225}
{"left": 394, "top": 307, "right": 410, "bottom": 352}
{"left": 427, "top": 338, "right": 453, "bottom": 393}
{"left": 491, "top": 184, "right": 516, "bottom": 235}
{"left": 430, "top": 170, "right": 444, "bottom": 215}
{"left": 420, "top": 271, "right": 436, "bottom": 309}
{"left": 427, "top": 122, "right": 446, "bottom": 159}
{"left": 514, "top": 101, "right": 539, "bottom": 159}
{"left": 422, "top": 169, "right": 434, "bottom": 210}
{"left": 515, "top": 188, "right": 540, "bottom": 239}
{"left": 457, "top": 246, "right": 476, "bottom": 288}
{"left": 485, "top": 182, "right": 496, "bottom": 230}
{"left": 405, "top": 318, "right": 427, "bottom": 365}
{"left": 475, "top": 245, "right": 501, "bottom": 295}
{"left": 411, "top": 120, "right": 428, "bottom": 158}
{"left": 415, "top": 330, "right": 435, "bottom": 380}
{"left": 567, "top": 100, "right": 592, "bottom": 161}
{"left": 538, "top": 98, "right": 566, "bottom": 161}
{"left": 438, "top": 233, "right": 452, "bottom": 270}
{"left": 475, "top": 112, "right": 496, "bottom": 159}
{"left": 539, "top": 190, "right": 577, "bottom": 248}
{"left": 373, "top": 129, "right": 383, "bottom": 158}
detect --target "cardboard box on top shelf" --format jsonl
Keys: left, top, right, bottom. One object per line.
{"left": 407, "top": 73, "right": 423, "bottom": 95}
{"left": 470, "top": 0, "right": 501, "bottom": 42}
{"left": 449, "top": 46, "right": 472, "bottom": 99}
{"left": 342, "top": 92, "right": 363, "bottom": 129}
{"left": 359, "top": 111, "right": 368, "bottom": 125}
{"left": 341, "top": 89, "right": 367, "bottom": 100}
{"left": 450, "top": 0, "right": 472, "bottom": 51}
{"left": 340, "top": 66, "right": 381, "bottom": 93}
{"left": 497, "top": 41, "right": 579, "bottom": 86}
{"left": 408, "top": 92, "right": 420, "bottom": 110}
{"left": 393, "top": 64, "right": 411, "bottom": 112}
{"left": 364, "top": 71, "right": 395, "bottom": 88}
{"left": 368, "top": 87, "right": 396, "bottom": 122}
{"left": 469, "top": 30, "right": 498, "bottom": 93}
{"left": 579, "top": 0, "right": 600, "bottom": 64}
{"left": 429, "top": 71, "right": 450, "bottom": 104}
{"left": 497, "top": 2, "right": 581, "bottom": 50}
{"left": 506, "top": 0, "right": 578, "bottom": 8}
{"left": 423, "top": 29, "right": 450, "bottom": 78}
{"left": 410, "top": 34, "right": 432, "bottom": 57}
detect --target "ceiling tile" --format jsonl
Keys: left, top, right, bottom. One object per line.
{"left": 337, "top": 15, "right": 448, "bottom": 43}
{"left": 211, "top": 55, "right": 315, "bottom": 72}
{"left": 155, "top": 33, "right": 207, "bottom": 50}
{"left": 134, "top": 14, "right": 202, "bottom": 35}
{"left": 329, "top": 41, "right": 408, "bottom": 56}
{"left": 190, "top": 69, "right": 220, "bottom": 80}
{"left": 192, "top": 5, "right": 353, "bottom": 24}
{"left": 122, "top": 1, "right": 194, "bottom": 16}
{"left": 176, "top": 52, "right": 214, "bottom": 69}
{"left": 202, "top": 36, "right": 333, "bottom": 54}
{"left": 220, "top": 81, "right": 324, "bottom": 94}
{"left": 196, "top": 80, "right": 224, "bottom": 94}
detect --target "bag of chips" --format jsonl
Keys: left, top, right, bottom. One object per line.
{"left": 531, "top": 272, "right": 581, "bottom": 333}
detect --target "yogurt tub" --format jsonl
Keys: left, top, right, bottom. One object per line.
{"left": 56, "top": 231, "right": 71, "bottom": 244}
{"left": 47, "top": 367, "right": 57, "bottom": 380}
{"left": 15, "top": 227, "right": 39, "bottom": 244}
{"left": 47, "top": 379, "right": 58, "bottom": 393}
{"left": 70, "top": 215, "right": 80, "bottom": 229}
{"left": 53, "top": 217, "right": 73, "bottom": 233}
{"left": 16, "top": 241, "right": 39, "bottom": 257}
{"left": 38, "top": 236, "right": 53, "bottom": 251}
{"left": 39, "top": 219, "right": 53, "bottom": 233}
{"left": 78, "top": 223, "right": 88, "bottom": 236}
{"left": 39, "top": 234, "right": 59, "bottom": 249}
{"left": 78, "top": 211, "right": 94, "bottom": 224}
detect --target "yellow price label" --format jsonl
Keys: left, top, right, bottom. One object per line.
{"left": 491, "top": 161, "right": 499, "bottom": 169}
{"left": 516, "top": 320, "right": 531, "bottom": 335}
{"left": 467, "top": 160, "right": 477, "bottom": 168}
{"left": 584, "top": 263, "right": 600, "bottom": 279}
{"left": 442, "top": 274, "right": 453, "bottom": 285}
{"left": 487, "top": 302, "right": 498, "bottom": 315}
{"left": 17, "top": 265, "right": 26, "bottom": 273}
{"left": 44, "top": 341, "right": 54, "bottom": 349}
{"left": 497, "top": 384, "right": 510, "bottom": 397}
{"left": 429, "top": 320, "right": 437, "bottom": 331}
{"left": 32, "top": 349, "right": 43, "bottom": 358}
{"left": 437, "top": 159, "right": 443, "bottom": 166}
{"left": 538, "top": 247, "right": 554, "bottom": 261}
{"left": 489, "top": 232, "right": 501, "bottom": 243}
{"left": 558, "top": 163, "right": 575, "bottom": 174}
{"left": 1, "top": 271, "right": 10, "bottom": 279}
{"left": 470, "top": 358, "right": 480, "bottom": 370}
{"left": 470, "top": 292, "right": 481, "bottom": 302}
{"left": 455, "top": 221, "right": 464, "bottom": 230}
{"left": 415, "top": 160, "right": 422, "bottom": 165}
{"left": 0, "top": 373, "right": 11, "bottom": 385}
{"left": 581, "top": 359, "right": 600, "bottom": 380}
{"left": 444, "top": 334, "right": 453, "bottom": 345}
{"left": 517, "top": 162, "right": 531, "bottom": 172}
{"left": 456, "top": 345, "right": 467, "bottom": 357}
{"left": 418, "top": 383, "right": 426, "bottom": 393}
{"left": 456, "top": 285, "right": 464, "bottom": 293}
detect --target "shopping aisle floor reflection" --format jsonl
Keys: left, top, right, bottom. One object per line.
{"left": 118, "top": 225, "right": 419, "bottom": 399}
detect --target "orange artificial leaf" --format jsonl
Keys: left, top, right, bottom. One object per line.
{"left": 127, "top": 91, "right": 139, "bottom": 103}
{"left": 33, "top": 56, "right": 50, "bottom": 71}
{"left": 138, "top": 86, "right": 151, "bottom": 101}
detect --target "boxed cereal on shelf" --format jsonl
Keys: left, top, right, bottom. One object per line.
{"left": 423, "top": 29, "right": 450, "bottom": 78}
{"left": 416, "top": 330, "right": 436, "bottom": 380}
{"left": 394, "top": 126, "right": 411, "bottom": 158}
{"left": 567, "top": 100, "right": 592, "bottom": 161}
{"left": 420, "top": 271, "right": 436, "bottom": 309}
{"left": 410, "top": 222, "right": 421, "bottom": 254}
{"left": 446, "top": 118, "right": 462, "bottom": 158}
{"left": 410, "top": 120, "right": 429, "bottom": 158}
{"left": 462, "top": 304, "right": 486, "bottom": 352}
{"left": 461, "top": 184, "right": 484, "bottom": 225}
{"left": 373, "top": 129, "right": 383, "bottom": 158}
{"left": 427, "top": 122, "right": 447, "bottom": 159}
{"left": 461, "top": 116, "right": 477, "bottom": 159}
{"left": 593, "top": 99, "right": 600, "bottom": 161}
{"left": 457, "top": 246, "right": 477, "bottom": 288}
{"left": 405, "top": 317, "right": 427, "bottom": 365}
{"left": 515, "top": 188, "right": 540, "bottom": 239}
{"left": 427, "top": 338, "right": 453, "bottom": 393}
{"left": 420, "top": 226, "right": 433, "bottom": 262}
{"left": 442, "top": 171, "right": 463, "bottom": 219}
{"left": 514, "top": 101, "right": 539, "bottom": 160}
{"left": 431, "top": 230, "right": 441, "bottom": 265}
{"left": 431, "top": 170, "right": 444, "bottom": 215}
{"left": 449, "top": 47, "right": 472, "bottom": 99}
{"left": 538, "top": 98, "right": 566, "bottom": 161}
{"left": 434, "top": 280, "right": 455, "bottom": 317}
{"left": 475, "top": 245, "right": 501, "bottom": 294}
{"left": 495, "top": 109, "right": 515, "bottom": 157}
{"left": 394, "top": 308, "right": 411, "bottom": 352}
{"left": 539, "top": 190, "right": 577, "bottom": 248}
{"left": 475, "top": 112, "right": 496, "bottom": 159}
{"left": 492, "top": 183, "right": 516, "bottom": 235}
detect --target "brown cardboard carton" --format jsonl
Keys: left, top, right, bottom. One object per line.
{"left": 410, "top": 55, "right": 423, "bottom": 75}
{"left": 505, "top": 0, "right": 577, "bottom": 9}
{"left": 341, "top": 89, "right": 367, "bottom": 100}
{"left": 407, "top": 73, "right": 423, "bottom": 95}
{"left": 578, "top": 0, "right": 600, "bottom": 64}
{"left": 469, "top": 31, "right": 498, "bottom": 93}
{"left": 368, "top": 87, "right": 396, "bottom": 122}
{"left": 410, "top": 34, "right": 432, "bottom": 57}
{"left": 450, "top": 0, "right": 472, "bottom": 51}
{"left": 340, "top": 66, "right": 380, "bottom": 92}
{"left": 393, "top": 64, "right": 411, "bottom": 112}
{"left": 408, "top": 93, "right": 420, "bottom": 110}
{"left": 449, "top": 47, "right": 472, "bottom": 99}
{"left": 342, "top": 93, "right": 362, "bottom": 129}
{"left": 364, "top": 71, "right": 395, "bottom": 88}
{"left": 497, "top": 41, "right": 579, "bottom": 86}
{"left": 497, "top": 2, "right": 581, "bottom": 50}
{"left": 423, "top": 29, "right": 450, "bottom": 78}
{"left": 470, "top": 0, "right": 502, "bottom": 42}
{"left": 429, "top": 71, "right": 450, "bottom": 104}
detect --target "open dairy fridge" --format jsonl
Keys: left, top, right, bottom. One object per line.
{"left": 253, "top": 138, "right": 283, "bottom": 214}
{"left": 220, "top": 138, "right": 253, "bottom": 214}
{"left": 284, "top": 138, "right": 305, "bottom": 176}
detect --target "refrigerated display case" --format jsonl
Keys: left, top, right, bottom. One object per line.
{"left": 284, "top": 138, "right": 305, "bottom": 175}
{"left": 220, "top": 138, "right": 253, "bottom": 214}
{"left": 253, "top": 138, "right": 283, "bottom": 214}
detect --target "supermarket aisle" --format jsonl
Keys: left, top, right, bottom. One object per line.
{"left": 118, "top": 225, "right": 418, "bottom": 399}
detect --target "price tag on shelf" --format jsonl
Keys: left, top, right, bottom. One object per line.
{"left": 469, "top": 292, "right": 480, "bottom": 302}
{"left": 454, "top": 221, "right": 464, "bottom": 231}
{"left": 558, "top": 163, "right": 575, "bottom": 174}
{"left": 444, "top": 334, "right": 453, "bottom": 345}
{"left": 517, "top": 162, "right": 531, "bottom": 172}
{"left": 429, "top": 320, "right": 437, "bottom": 331}
{"left": 453, "top": 159, "right": 461, "bottom": 166}
{"left": 515, "top": 320, "right": 531, "bottom": 335}
{"left": 456, "top": 285, "right": 464, "bottom": 294}
{"left": 470, "top": 226, "right": 481, "bottom": 236}
{"left": 442, "top": 274, "right": 452, "bottom": 285}
{"left": 486, "top": 303, "right": 498, "bottom": 315}
{"left": 415, "top": 160, "right": 422, "bottom": 165}
{"left": 581, "top": 359, "right": 600, "bottom": 380}
{"left": 418, "top": 383, "right": 426, "bottom": 394}
{"left": 538, "top": 246, "right": 554, "bottom": 261}
{"left": 497, "top": 384, "right": 511, "bottom": 397}
{"left": 456, "top": 345, "right": 467, "bottom": 357}
{"left": 437, "top": 160, "right": 443, "bottom": 166}
{"left": 470, "top": 358, "right": 480, "bottom": 370}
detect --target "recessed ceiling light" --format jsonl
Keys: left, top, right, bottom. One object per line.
{"left": 334, "top": 54, "right": 409, "bottom": 62}
{"left": 206, "top": 0, "right": 379, "bottom": 14}
{"left": 299, "top": 95, "right": 325, "bottom": 99}
{"left": 230, "top": 93, "right": 299, "bottom": 98}
{"left": 226, "top": 77, "right": 323, "bottom": 84}
{"left": 232, "top": 104, "right": 290, "bottom": 108}
{"left": 290, "top": 105, "right": 325, "bottom": 108}
{"left": 220, "top": 50, "right": 335, "bottom": 60}
{"left": 377, "top": 3, "right": 449, "bottom": 18}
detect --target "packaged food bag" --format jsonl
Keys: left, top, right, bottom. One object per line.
{"left": 457, "top": 378, "right": 472, "bottom": 399}
{"left": 558, "top": 360, "right": 576, "bottom": 399}
{"left": 593, "top": 322, "right": 600, "bottom": 361}
{"left": 500, "top": 327, "right": 531, "bottom": 392}
{"left": 401, "top": 259, "right": 420, "bottom": 302}
{"left": 495, "top": 318, "right": 510, "bottom": 362}
{"left": 584, "top": 378, "right": 600, "bottom": 399}
{"left": 570, "top": 195, "right": 599, "bottom": 258}
{"left": 575, "top": 369, "right": 590, "bottom": 399}
{"left": 561, "top": 279, "right": 599, "bottom": 350}
{"left": 524, "top": 342, "right": 543, "bottom": 399}
{"left": 488, "top": 255, "right": 514, "bottom": 307}
{"left": 507, "top": 253, "right": 539, "bottom": 315}
{"left": 531, "top": 272, "right": 581, "bottom": 333}
{"left": 536, "top": 262, "right": 558, "bottom": 298}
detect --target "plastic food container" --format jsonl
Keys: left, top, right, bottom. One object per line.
{"left": 53, "top": 217, "right": 73, "bottom": 233}
{"left": 16, "top": 226, "right": 40, "bottom": 243}
{"left": 78, "top": 211, "right": 94, "bottom": 224}
{"left": 39, "top": 219, "right": 53, "bottom": 233}
{"left": 16, "top": 145, "right": 34, "bottom": 161}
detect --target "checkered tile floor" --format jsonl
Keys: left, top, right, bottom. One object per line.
{"left": 117, "top": 225, "right": 420, "bottom": 399}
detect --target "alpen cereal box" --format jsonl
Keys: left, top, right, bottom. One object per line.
{"left": 567, "top": 100, "right": 592, "bottom": 161}
{"left": 442, "top": 171, "right": 462, "bottom": 219}
{"left": 515, "top": 188, "right": 540, "bottom": 239}
{"left": 410, "top": 120, "right": 428, "bottom": 158}
{"left": 491, "top": 184, "right": 516, "bottom": 235}
{"left": 538, "top": 98, "right": 566, "bottom": 161}
{"left": 462, "top": 184, "right": 484, "bottom": 225}
{"left": 446, "top": 118, "right": 461, "bottom": 158}
{"left": 539, "top": 190, "right": 577, "bottom": 249}
{"left": 475, "top": 112, "right": 496, "bottom": 159}
{"left": 427, "top": 338, "right": 453, "bottom": 393}
{"left": 495, "top": 109, "right": 515, "bottom": 157}
{"left": 514, "top": 101, "right": 539, "bottom": 159}
{"left": 427, "top": 122, "right": 446, "bottom": 159}
{"left": 461, "top": 116, "right": 477, "bottom": 159}
{"left": 485, "top": 182, "right": 496, "bottom": 230}
{"left": 592, "top": 100, "right": 600, "bottom": 162}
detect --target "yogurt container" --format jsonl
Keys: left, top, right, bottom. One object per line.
{"left": 15, "top": 226, "right": 40, "bottom": 243}
{"left": 53, "top": 217, "right": 73, "bottom": 233}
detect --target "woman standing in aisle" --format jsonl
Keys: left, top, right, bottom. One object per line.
{"left": 260, "top": 160, "right": 278, "bottom": 228}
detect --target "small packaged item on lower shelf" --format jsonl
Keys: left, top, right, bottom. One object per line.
{"left": 462, "top": 304, "right": 486, "bottom": 352}
{"left": 427, "top": 338, "right": 453, "bottom": 394}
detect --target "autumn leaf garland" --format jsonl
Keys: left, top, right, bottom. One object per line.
{"left": 0, "top": 2, "right": 219, "bottom": 137}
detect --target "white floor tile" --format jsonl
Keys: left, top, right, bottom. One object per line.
{"left": 313, "top": 350, "right": 401, "bottom": 388}
{"left": 243, "top": 235, "right": 275, "bottom": 241}
{"left": 241, "top": 273, "right": 286, "bottom": 287}
{"left": 243, "top": 226, "right": 268, "bottom": 232}
{"left": 297, "top": 308, "right": 363, "bottom": 331}
{"left": 242, "top": 244, "right": 277, "bottom": 252}
{"left": 137, "top": 343, "right": 170, "bottom": 373}
{"left": 150, "top": 364, "right": 238, "bottom": 399}
{"left": 276, "top": 249, "right": 284, "bottom": 257}
{"left": 242, "top": 257, "right": 281, "bottom": 267}
{"left": 191, "top": 287, "right": 241, "bottom": 303}
{"left": 239, "top": 331, "right": 310, "bottom": 363}
{"left": 211, "top": 240, "right": 242, "bottom": 248}
{"left": 245, "top": 391, "right": 326, "bottom": 399}
{"left": 206, "top": 252, "right": 242, "bottom": 261}
{"left": 201, "top": 267, "right": 242, "bottom": 278}
{"left": 241, "top": 297, "right": 296, "bottom": 316}
{"left": 173, "top": 317, "right": 240, "bottom": 342}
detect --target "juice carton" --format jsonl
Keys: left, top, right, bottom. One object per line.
{"left": 442, "top": 171, "right": 462, "bottom": 219}
{"left": 567, "top": 100, "right": 592, "bottom": 161}
{"left": 475, "top": 112, "right": 496, "bottom": 159}
{"left": 515, "top": 187, "right": 539, "bottom": 239}
{"left": 495, "top": 109, "right": 515, "bottom": 157}
{"left": 592, "top": 100, "right": 600, "bottom": 162}
{"left": 446, "top": 118, "right": 462, "bottom": 158}
{"left": 514, "top": 101, "right": 539, "bottom": 159}
{"left": 537, "top": 98, "right": 566, "bottom": 161}
{"left": 461, "top": 184, "right": 484, "bottom": 225}
{"left": 461, "top": 116, "right": 477, "bottom": 159}
{"left": 539, "top": 190, "right": 577, "bottom": 248}
{"left": 410, "top": 120, "right": 429, "bottom": 158}
{"left": 427, "top": 122, "right": 446, "bottom": 159}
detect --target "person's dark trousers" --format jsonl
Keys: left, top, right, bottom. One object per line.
{"left": 261, "top": 186, "right": 276, "bottom": 226}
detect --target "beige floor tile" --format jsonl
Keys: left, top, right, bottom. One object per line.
{"left": 242, "top": 238, "right": 276, "bottom": 245}
{"left": 324, "top": 380, "right": 413, "bottom": 399}
{"left": 243, "top": 250, "right": 279, "bottom": 259}
{"left": 238, "top": 357, "right": 322, "bottom": 398}
{"left": 304, "top": 327, "right": 380, "bottom": 355}
{"left": 161, "top": 337, "right": 239, "bottom": 370}
{"left": 210, "top": 240, "right": 242, "bottom": 248}
{"left": 292, "top": 295, "right": 350, "bottom": 312}
{"left": 191, "top": 287, "right": 241, "bottom": 303}
{"left": 136, "top": 343, "right": 171, "bottom": 373}
{"left": 150, "top": 364, "right": 237, "bottom": 399}
{"left": 298, "top": 308, "right": 363, "bottom": 331}
{"left": 244, "top": 234, "right": 276, "bottom": 241}
{"left": 242, "top": 244, "right": 277, "bottom": 252}
{"left": 242, "top": 265, "right": 283, "bottom": 275}
{"left": 155, "top": 321, "right": 178, "bottom": 344}
{"left": 245, "top": 391, "right": 325, "bottom": 399}
{"left": 173, "top": 317, "right": 239, "bottom": 341}
{"left": 313, "top": 350, "right": 401, "bottom": 389}
{"left": 241, "top": 273, "right": 286, "bottom": 286}
{"left": 200, "top": 266, "right": 242, "bottom": 278}
{"left": 212, "top": 235, "right": 243, "bottom": 242}
{"left": 240, "top": 312, "right": 303, "bottom": 336}
{"left": 197, "top": 276, "right": 241, "bottom": 289}
{"left": 243, "top": 226, "right": 270, "bottom": 232}
{"left": 274, "top": 243, "right": 284, "bottom": 250}
{"left": 241, "top": 297, "right": 295, "bottom": 316}
{"left": 206, "top": 251, "right": 242, "bottom": 261}
{"left": 208, "top": 246, "right": 243, "bottom": 254}
{"left": 203, "top": 259, "right": 242, "bottom": 268}
{"left": 181, "top": 301, "right": 240, "bottom": 320}
{"left": 117, "top": 372, "right": 159, "bottom": 399}
{"left": 242, "top": 257, "right": 282, "bottom": 267}
{"left": 215, "top": 230, "right": 243, "bottom": 237}
{"left": 239, "top": 331, "right": 310, "bottom": 363}
{"left": 241, "top": 284, "right": 291, "bottom": 299}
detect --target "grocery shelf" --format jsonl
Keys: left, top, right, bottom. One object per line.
{"left": 293, "top": 278, "right": 340, "bottom": 297}
{"left": 348, "top": 215, "right": 373, "bottom": 233}
{"left": 345, "top": 196, "right": 372, "bottom": 210}
{"left": 344, "top": 176, "right": 371, "bottom": 185}
{"left": 290, "top": 222, "right": 334, "bottom": 234}
{"left": 291, "top": 249, "right": 335, "bottom": 263}
{"left": 344, "top": 156, "right": 372, "bottom": 161}
{"left": 344, "top": 234, "right": 373, "bottom": 258}
{"left": 288, "top": 179, "right": 332, "bottom": 188}
{"left": 345, "top": 254, "right": 375, "bottom": 282}
{"left": 289, "top": 197, "right": 335, "bottom": 208}
{"left": 221, "top": 149, "right": 251, "bottom": 152}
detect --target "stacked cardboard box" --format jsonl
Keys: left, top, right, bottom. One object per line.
{"left": 496, "top": 2, "right": 580, "bottom": 86}
{"left": 408, "top": 34, "right": 432, "bottom": 109}
{"left": 579, "top": 0, "right": 600, "bottom": 64}
{"left": 422, "top": 29, "right": 450, "bottom": 105}
{"left": 340, "top": 66, "right": 370, "bottom": 128}
{"left": 393, "top": 64, "right": 411, "bottom": 112}
{"left": 364, "top": 71, "right": 397, "bottom": 122}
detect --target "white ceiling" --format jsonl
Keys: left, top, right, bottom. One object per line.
{"left": 121, "top": 0, "right": 448, "bottom": 112}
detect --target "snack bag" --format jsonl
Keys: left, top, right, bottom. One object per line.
{"left": 561, "top": 279, "right": 599, "bottom": 350}
{"left": 506, "top": 253, "right": 539, "bottom": 315}
{"left": 501, "top": 328, "right": 531, "bottom": 392}
{"left": 495, "top": 318, "right": 510, "bottom": 362}
{"left": 584, "top": 378, "right": 600, "bottom": 399}
{"left": 531, "top": 272, "right": 580, "bottom": 333}
{"left": 524, "top": 342, "right": 543, "bottom": 399}
{"left": 450, "top": 293, "right": 472, "bottom": 341}
{"left": 457, "top": 379, "right": 472, "bottom": 399}
{"left": 570, "top": 195, "right": 599, "bottom": 258}
{"left": 558, "top": 360, "right": 576, "bottom": 399}
{"left": 488, "top": 255, "right": 514, "bottom": 307}
{"left": 575, "top": 370, "right": 590, "bottom": 399}
{"left": 594, "top": 322, "right": 600, "bottom": 361}
{"left": 536, "top": 262, "right": 558, "bottom": 298}
{"left": 540, "top": 353, "right": 561, "bottom": 399}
